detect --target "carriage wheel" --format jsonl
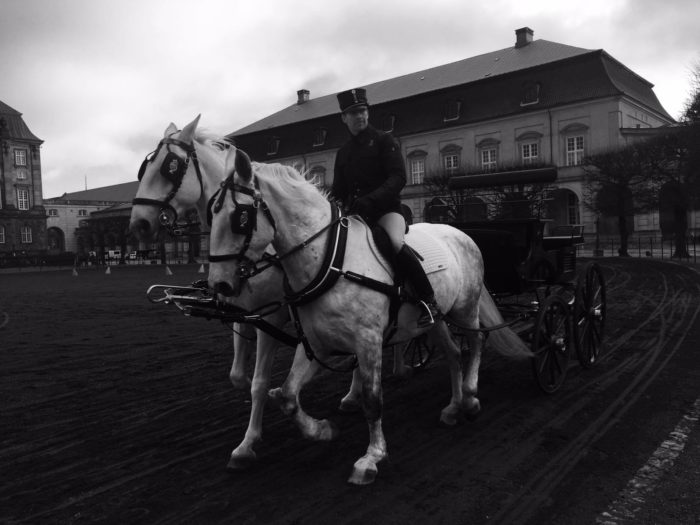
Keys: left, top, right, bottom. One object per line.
{"left": 402, "top": 334, "right": 433, "bottom": 369}
{"left": 574, "top": 262, "right": 607, "bottom": 368}
{"left": 531, "top": 294, "right": 572, "bottom": 394}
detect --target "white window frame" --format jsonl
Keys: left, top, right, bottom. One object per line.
{"left": 17, "top": 170, "right": 27, "bottom": 180}
{"left": 566, "top": 135, "right": 585, "bottom": 166}
{"left": 0, "top": 226, "right": 5, "bottom": 244}
{"left": 20, "top": 226, "right": 32, "bottom": 244}
{"left": 522, "top": 142, "right": 539, "bottom": 165}
{"left": 78, "top": 209, "right": 88, "bottom": 217}
{"left": 481, "top": 148, "right": 497, "bottom": 171}
{"left": 444, "top": 154, "right": 460, "bottom": 173}
{"left": 48, "top": 209, "right": 58, "bottom": 217}
{"left": 410, "top": 157, "right": 426, "bottom": 185}
{"left": 17, "top": 188, "right": 30, "bottom": 210}
{"left": 15, "top": 149, "right": 27, "bottom": 166}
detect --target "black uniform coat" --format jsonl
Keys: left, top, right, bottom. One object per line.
{"left": 331, "top": 125, "right": 406, "bottom": 224}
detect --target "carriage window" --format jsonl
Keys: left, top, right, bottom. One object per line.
{"left": 410, "top": 157, "right": 425, "bottom": 185}
{"left": 20, "top": 226, "right": 32, "bottom": 244}
{"left": 522, "top": 142, "right": 538, "bottom": 165}
{"left": 14, "top": 149, "right": 27, "bottom": 166}
{"left": 17, "top": 188, "right": 29, "bottom": 210}
{"left": 481, "top": 148, "right": 497, "bottom": 171}
{"left": 566, "top": 136, "right": 585, "bottom": 166}
{"left": 312, "top": 128, "right": 327, "bottom": 147}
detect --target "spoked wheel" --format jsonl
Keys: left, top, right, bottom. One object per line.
{"left": 574, "top": 262, "right": 607, "bottom": 368}
{"left": 402, "top": 334, "right": 434, "bottom": 369}
{"left": 531, "top": 294, "right": 572, "bottom": 394}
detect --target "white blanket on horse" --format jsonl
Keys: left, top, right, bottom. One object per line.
{"left": 360, "top": 218, "right": 449, "bottom": 276}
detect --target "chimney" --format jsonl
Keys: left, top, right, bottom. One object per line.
{"left": 515, "top": 27, "right": 534, "bottom": 48}
{"left": 297, "top": 89, "right": 310, "bottom": 104}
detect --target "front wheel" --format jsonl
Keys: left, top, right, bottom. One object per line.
{"left": 531, "top": 294, "right": 572, "bottom": 394}
{"left": 574, "top": 262, "right": 607, "bottom": 368}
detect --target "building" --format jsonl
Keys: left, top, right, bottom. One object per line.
{"left": 228, "top": 27, "right": 676, "bottom": 240}
{"left": 0, "top": 100, "right": 46, "bottom": 263}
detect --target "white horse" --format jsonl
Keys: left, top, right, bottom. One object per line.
{"left": 129, "top": 115, "right": 293, "bottom": 468}
{"left": 207, "top": 147, "right": 532, "bottom": 484}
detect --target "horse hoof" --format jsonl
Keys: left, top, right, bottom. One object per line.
{"left": 348, "top": 465, "right": 378, "bottom": 485}
{"left": 463, "top": 399, "right": 481, "bottom": 420}
{"left": 226, "top": 453, "right": 256, "bottom": 471}
{"left": 338, "top": 398, "right": 361, "bottom": 413}
{"left": 439, "top": 406, "right": 460, "bottom": 426}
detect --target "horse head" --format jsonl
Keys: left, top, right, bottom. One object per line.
{"left": 207, "top": 147, "right": 276, "bottom": 299}
{"left": 129, "top": 114, "right": 211, "bottom": 241}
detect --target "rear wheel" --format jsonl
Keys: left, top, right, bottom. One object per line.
{"left": 531, "top": 294, "right": 571, "bottom": 394}
{"left": 574, "top": 262, "right": 607, "bottom": 368}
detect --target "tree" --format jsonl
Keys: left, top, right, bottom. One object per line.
{"left": 582, "top": 143, "right": 660, "bottom": 256}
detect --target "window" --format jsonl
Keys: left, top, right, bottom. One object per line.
{"left": 48, "top": 209, "right": 58, "bottom": 217}
{"left": 567, "top": 193, "right": 580, "bottom": 225}
{"left": 522, "top": 142, "right": 539, "bottom": 164}
{"left": 520, "top": 81, "right": 540, "bottom": 107}
{"left": 440, "top": 145, "right": 462, "bottom": 175}
{"left": 381, "top": 114, "right": 395, "bottom": 132}
{"left": 444, "top": 154, "right": 460, "bottom": 173}
{"left": 444, "top": 100, "right": 462, "bottom": 122}
{"left": 312, "top": 128, "right": 327, "bottom": 147}
{"left": 410, "top": 157, "right": 425, "bottom": 185}
{"left": 481, "top": 148, "right": 497, "bottom": 171}
{"left": 77, "top": 209, "right": 88, "bottom": 217}
{"left": 566, "top": 136, "right": 585, "bottom": 166}
{"left": 20, "top": 226, "right": 32, "bottom": 244}
{"left": 266, "top": 137, "right": 280, "bottom": 155}
{"left": 17, "top": 170, "right": 27, "bottom": 180}
{"left": 17, "top": 188, "right": 29, "bottom": 210}
{"left": 0, "top": 226, "right": 5, "bottom": 244}
{"left": 14, "top": 149, "right": 27, "bottom": 166}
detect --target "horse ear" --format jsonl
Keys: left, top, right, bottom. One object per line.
{"left": 235, "top": 149, "right": 252, "bottom": 182}
{"left": 179, "top": 114, "right": 201, "bottom": 143}
{"left": 164, "top": 123, "right": 178, "bottom": 137}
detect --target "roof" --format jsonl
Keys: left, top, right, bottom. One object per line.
{"left": 45, "top": 181, "right": 140, "bottom": 203}
{"left": 232, "top": 39, "right": 594, "bottom": 135}
{"left": 0, "top": 100, "right": 43, "bottom": 143}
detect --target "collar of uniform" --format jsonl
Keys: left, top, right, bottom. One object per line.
{"left": 351, "top": 125, "right": 376, "bottom": 146}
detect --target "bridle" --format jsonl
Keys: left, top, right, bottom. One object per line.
{"left": 132, "top": 134, "right": 205, "bottom": 235}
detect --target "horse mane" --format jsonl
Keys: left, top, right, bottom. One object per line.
{"left": 253, "top": 162, "right": 331, "bottom": 201}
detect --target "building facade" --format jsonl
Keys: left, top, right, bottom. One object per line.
{"left": 228, "top": 28, "right": 677, "bottom": 241}
{"left": 0, "top": 101, "right": 47, "bottom": 263}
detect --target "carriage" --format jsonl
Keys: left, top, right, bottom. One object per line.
{"left": 133, "top": 117, "right": 606, "bottom": 484}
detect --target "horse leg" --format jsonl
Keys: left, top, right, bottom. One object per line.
{"left": 268, "top": 344, "right": 338, "bottom": 441}
{"left": 348, "top": 344, "right": 387, "bottom": 485}
{"left": 227, "top": 330, "right": 276, "bottom": 470}
{"left": 461, "top": 328, "right": 483, "bottom": 418}
{"left": 429, "top": 322, "right": 465, "bottom": 426}
{"left": 228, "top": 322, "right": 255, "bottom": 389}
{"left": 339, "top": 368, "right": 362, "bottom": 412}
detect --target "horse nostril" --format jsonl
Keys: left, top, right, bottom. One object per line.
{"left": 213, "top": 281, "right": 235, "bottom": 297}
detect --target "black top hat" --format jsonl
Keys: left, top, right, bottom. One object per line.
{"left": 337, "top": 88, "right": 369, "bottom": 113}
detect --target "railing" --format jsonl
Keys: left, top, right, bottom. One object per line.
{"left": 579, "top": 235, "right": 699, "bottom": 264}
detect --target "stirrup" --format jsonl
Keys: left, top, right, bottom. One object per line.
{"left": 417, "top": 300, "right": 437, "bottom": 328}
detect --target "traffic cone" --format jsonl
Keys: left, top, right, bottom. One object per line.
{"left": 105, "top": 267, "right": 111, "bottom": 275}
{"left": 72, "top": 267, "right": 78, "bottom": 277}
{"left": 198, "top": 264, "right": 205, "bottom": 274}
{"left": 165, "top": 266, "right": 173, "bottom": 276}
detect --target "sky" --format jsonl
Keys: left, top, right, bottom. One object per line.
{"left": 1, "top": 0, "right": 699, "bottom": 199}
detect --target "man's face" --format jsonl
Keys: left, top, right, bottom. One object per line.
{"left": 342, "top": 106, "right": 369, "bottom": 135}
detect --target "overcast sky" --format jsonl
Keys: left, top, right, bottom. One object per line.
{"left": 1, "top": 0, "right": 699, "bottom": 199}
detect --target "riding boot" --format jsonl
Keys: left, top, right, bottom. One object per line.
{"left": 397, "top": 244, "right": 440, "bottom": 327}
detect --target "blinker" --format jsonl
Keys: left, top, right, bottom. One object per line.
{"left": 160, "top": 152, "right": 187, "bottom": 182}
{"left": 230, "top": 204, "right": 257, "bottom": 234}
{"left": 159, "top": 208, "right": 176, "bottom": 226}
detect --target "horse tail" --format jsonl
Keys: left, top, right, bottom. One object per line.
{"left": 478, "top": 285, "right": 533, "bottom": 359}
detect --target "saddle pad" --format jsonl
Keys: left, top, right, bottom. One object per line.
{"left": 359, "top": 218, "right": 449, "bottom": 276}
{"left": 406, "top": 227, "right": 449, "bottom": 275}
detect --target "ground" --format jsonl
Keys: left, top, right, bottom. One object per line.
{"left": 1, "top": 258, "right": 699, "bottom": 524}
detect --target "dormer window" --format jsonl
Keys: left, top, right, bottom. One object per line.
{"left": 313, "top": 128, "right": 327, "bottom": 147}
{"left": 267, "top": 137, "right": 280, "bottom": 156}
{"left": 381, "top": 114, "right": 395, "bottom": 132}
{"left": 444, "top": 100, "right": 462, "bottom": 122}
{"left": 520, "top": 81, "right": 541, "bottom": 107}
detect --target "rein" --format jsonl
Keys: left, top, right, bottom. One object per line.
{"left": 132, "top": 135, "right": 206, "bottom": 236}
